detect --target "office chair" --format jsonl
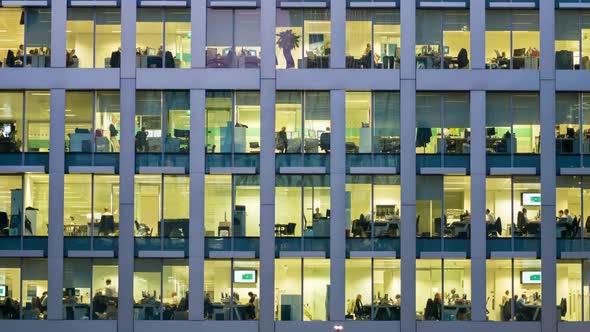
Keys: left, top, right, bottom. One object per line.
{"left": 134, "top": 220, "right": 151, "bottom": 237}
{"left": 279, "top": 222, "right": 296, "bottom": 236}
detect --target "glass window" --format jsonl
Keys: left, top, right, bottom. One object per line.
{"left": 135, "top": 175, "right": 189, "bottom": 238}
{"left": 0, "top": 173, "right": 48, "bottom": 237}
{"left": 416, "top": 176, "right": 471, "bottom": 239}
{"left": 0, "top": 8, "right": 50, "bottom": 68}
{"left": 0, "top": 92, "right": 24, "bottom": 153}
{"left": 63, "top": 258, "right": 119, "bottom": 320}
{"left": 346, "top": 91, "right": 400, "bottom": 154}
{"left": 206, "top": 8, "right": 261, "bottom": 68}
{"left": 416, "top": 10, "right": 470, "bottom": 69}
{"left": 486, "top": 93, "right": 540, "bottom": 154}
{"left": 204, "top": 175, "right": 259, "bottom": 237}
{"left": 556, "top": 176, "right": 590, "bottom": 239}
{"left": 65, "top": 91, "right": 120, "bottom": 155}
{"left": 557, "top": 260, "right": 590, "bottom": 321}
{"left": 63, "top": 174, "right": 119, "bottom": 237}
{"left": 276, "top": 9, "right": 330, "bottom": 69}
{"left": 486, "top": 176, "right": 541, "bottom": 239}
{"left": 204, "top": 259, "right": 259, "bottom": 320}
{"left": 417, "top": 259, "right": 471, "bottom": 321}
{"left": 136, "top": 8, "right": 190, "bottom": 68}
{"left": 416, "top": 92, "right": 470, "bottom": 155}
{"left": 345, "top": 258, "right": 401, "bottom": 320}
{"left": 205, "top": 91, "right": 260, "bottom": 154}
{"left": 26, "top": 91, "right": 51, "bottom": 152}
{"left": 134, "top": 259, "right": 189, "bottom": 320}
{"left": 0, "top": 258, "right": 22, "bottom": 319}
{"left": 21, "top": 258, "right": 48, "bottom": 320}
{"left": 66, "top": 8, "right": 121, "bottom": 68}
{"left": 275, "top": 175, "right": 330, "bottom": 237}
{"left": 274, "top": 91, "right": 330, "bottom": 154}
{"left": 486, "top": 259, "right": 542, "bottom": 321}
{"left": 345, "top": 9, "right": 400, "bottom": 69}
{"left": 275, "top": 258, "right": 329, "bottom": 321}
{"left": 347, "top": 175, "right": 401, "bottom": 238}
{"left": 556, "top": 93, "right": 590, "bottom": 155}
{"left": 486, "top": 10, "right": 540, "bottom": 70}
{"left": 136, "top": 90, "right": 190, "bottom": 153}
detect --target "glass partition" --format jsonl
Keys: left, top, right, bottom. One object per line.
{"left": 345, "top": 258, "right": 401, "bottom": 320}
{"left": 276, "top": 8, "right": 330, "bottom": 69}
{"left": 204, "top": 259, "right": 259, "bottom": 320}
{"left": 486, "top": 10, "right": 540, "bottom": 70}
{"left": 66, "top": 8, "right": 121, "bottom": 68}
{"left": 275, "top": 258, "right": 329, "bottom": 321}
{"left": 0, "top": 8, "right": 50, "bottom": 68}
{"left": 486, "top": 93, "right": 540, "bottom": 154}
{"left": 345, "top": 9, "right": 400, "bottom": 69}
{"left": 416, "top": 10, "right": 470, "bottom": 69}
{"left": 136, "top": 8, "right": 191, "bottom": 68}
{"left": 206, "top": 8, "right": 261, "bottom": 68}
{"left": 487, "top": 259, "right": 542, "bottom": 321}
{"left": 275, "top": 175, "right": 330, "bottom": 237}
{"left": 275, "top": 91, "right": 330, "bottom": 154}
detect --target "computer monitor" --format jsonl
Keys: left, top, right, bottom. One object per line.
{"left": 0, "top": 123, "right": 13, "bottom": 137}
{"left": 0, "top": 285, "right": 7, "bottom": 297}
{"left": 567, "top": 127, "right": 575, "bottom": 138}
{"left": 486, "top": 127, "right": 496, "bottom": 137}
{"left": 174, "top": 129, "right": 190, "bottom": 138}
{"left": 247, "top": 49, "right": 257, "bottom": 57}
{"left": 443, "top": 46, "right": 450, "bottom": 55}
{"left": 63, "top": 288, "right": 76, "bottom": 297}
{"left": 325, "top": 209, "right": 330, "bottom": 218}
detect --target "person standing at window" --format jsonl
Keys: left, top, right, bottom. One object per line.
{"left": 105, "top": 279, "right": 117, "bottom": 299}
{"left": 109, "top": 119, "right": 119, "bottom": 151}
{"left": 276, "top": 126, "right": 288, "bottom": 153}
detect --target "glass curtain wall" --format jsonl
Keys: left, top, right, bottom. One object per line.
{"left": 136, "top": 8, "right": 191, "bottom": 68}
{"left": 276, "top": 8, "right": 330, "bottom": 69}
{"left": 486, "top": 10, "right": 540, "bottom": 69}
{"left": 275, "top": 91, "right": 330, "bottom": 154}
{"left": 416, "top": 10, "right": 470, "bottom": 69}
{"left": 66, "top": 8, "right": 121, "bottom": 68}
{"left": 556, "top": 10, "right": 590, "bottom": 70}
{"left": 345, "top": 9, "right": 400, "bottom": 69}
{"left": 0, "top": 8, "right": 50, "bottom": 68}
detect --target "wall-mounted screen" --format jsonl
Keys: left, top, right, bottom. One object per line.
{"left": 521, "top": 193, "right": 541, "bottom": 206}
{"left": 234, "top": 270, "right": 257, "bottom": 283}
{"left": 521, "top": 271, "right": 542, "bottom": 284}
{"left": 0, "top": 285, "right": 7, "bottom": 297}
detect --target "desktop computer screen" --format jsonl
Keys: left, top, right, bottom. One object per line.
{"left": 0, "top": 285, "right": 7, "bottom": 297}
{"left": 1, "top": 123, "right": 14, "bottom": 137}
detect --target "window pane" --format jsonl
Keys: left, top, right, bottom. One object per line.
{"left": 275, "top": 258, "right": 302, "bottom": 320}
{"left": 303, "top": 9, "right": 330, "bottom": 69}
{"left": 66, "top": 91, "right": 93, "bottom": 153}
{"left": 444, "top": 176, "right": 471, "bottom": 239}
{"left": 137, "top": 8, "right": 163, "bottom": 68}
{"left": 235, "top": 9, "right": 261, "bottom": 68}
{"left": 275, "top": 175, "right": 303, "bottom": 236}
{"left": 94, "top": 175, "right": 119, "bottom": 237}
{"left": 134, "top": 259, "right": 161, "bottom": 320}
{"left": 206, "top": 91, "right": 232, "bottom": 153}
{"left": 235, "top": 175, "right": 260, "bottom": 237}
{"left": 204, "top": 259, "right": 231, "bottom": 320}
{"left": 303, "top": 259, "right": 329, "bottom": 320}
{"left": 25, "top": 9, "right": 51, "bottom": 68}
{"left": 25, "top": 91, "right": 50, "bottom": 152}
{"left": 304, "top": 91, "right": 330, "bottom": 154}
{"left": 162, "top": 259, "right": 188, "bottom": 320}
{"left": 304, "top": 175, "right": 330, "bottom": 237}
{"left": 347, "top": 176, "right": 371, "bottom": 238}
{"left": 206, "top": 9, "right": 234, "bottom": 68}
{"left": 96, "top": 9, "right": 121, "bottom": 69}
{"left": 346, "top": 9, "right": 372, "bottom": 69}
{"left": 486, "top": 177, "right": 512, "bottom": 238}
{"left": 22, "top": 258, "right": 48, "bottom": 320}
{"left": 416, "top": 93, "right": 441, "bottom": 154}
{"left": 443, "top": 93, "right": 470, "bottom": 154}
{"left": 555, "top": 11, "right": 579, "bottom": 70}
{"left": 0, "top": 176, "right": 22, "bottom": 236}
{"left": 374, "top": 92, "right": 400, "bottom": 153}
{"left": 66, "top": 8, "right": 94, "bottom": 68}
{"left": 443, "top": 259, "right": 470, "bottom": 320}
{"left": 232, "top": 260, "right": 259, "bottom": 320}
{"left": 374, "top": 11, "right": 400, "bottom": 69}
{"left": 345, "top": 92, "right": 371, "bottom": 153}
{"left": 235, "top": 91, "right": 260, "bottom": 153}
{"left": 163, "top": 175, "right": 189, "bottom": 238}
{"left": 486, "top": 259, "right": 512, "bottom": 321}
{"left": 93, "top": 259, "right": 118, "bottom": 320}
{"left": 96, "top": 91, "right": 120, "bottom": 153}
{"left": 276, "top": 9, "right": 303, "bottom": 69}
{"left": 416, "top": 176, "right": 443, "bottom": 237}
{"left": 164, "top": 90, "right": 190, "bottom": 153}
{"left": 0, "top": 8, "right": 25, "bottom": 68}
{"left": 24, "top": 173, "right": 49, "bottom": 236}
{"left": 63, "top": 259, "right": 91, "bottom": 320}
{"left": 416, "top": 259, "right": 442, "bottom": 320}
{"left": 374, "top": 258, "right": 401, "bottom": 319}
{"left": 64, "top": 174, "right": 91, "bottom": 237}
{"left": 557, "top": 261, "right": 581, "bottom": 321}
{"left": 275, "top": 91, "right": 302, "bottom": 153}
{"left": 513, "top": 259, "right": 542, "bottom": 321}
{"left": 0, "top": 92, "right": 23, "bottom": 152}
{"left": 165, "top": 9, "right": 190, "bottom": 68}
{"left": 345, "top": 258, "right": 371, "bottom": 319}
{"left": 0, "top": 258, "right": 21, "bottom": 319}
{"left": 135, "top": 175, "right": 161, "bottom": 237}
{"left": 205, "top": 175, "right": 232, "bottom": 237}
{"left": 136, "top": 91, "right": 162, "bottom": 153}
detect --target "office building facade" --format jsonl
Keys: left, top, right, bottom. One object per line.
{"left": 0, "top": 0, "right": 588, "bottom": 331}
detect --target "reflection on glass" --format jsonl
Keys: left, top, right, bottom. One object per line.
{"left": 486, "top": 10, "right": 539, "bottom": 70}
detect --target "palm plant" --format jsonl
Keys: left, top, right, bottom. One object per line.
{"left": 276, "top": 29, "right": 301, "bottom": 69}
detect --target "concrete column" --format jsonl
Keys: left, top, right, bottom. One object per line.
{"left": 540, "top": 81, "right": 557, "bottom": 332}
{"left": 400, "top": 0, "right": 416, "bottom": 80}
{"left": 330, "top": 0, "right": 345, "bottom": 69}
{"left": 121, "top": 0, "right": 137, "bottom": 78}
{"left": 189, "top": 89, "right": 206, "bottom": 320}
{"left": 259, "top": 79, "right": 276, "bottom": 331}
{"left": 191, "top": 0, "right": 207, "bottom": 68}
{"left": 329, "top": 89, "right": 345, "bottom": 321}
{"left": 260, "top": 0, "right": 277, "bottom": 79}
{"left": 50, "top": 0, "right": 66, "bottom": 68}
{"left": 118, "top": 79, "right": 136, "bottom": 332}
{"left": 470, "top": 90, "right": 486, "bottom": 321}
{"left": 400, "top": 79, "right": 416, "bottom": 332}
{"left": 469, "top": 0, "right": 485, "bottom": 70}
{"left": 47, "top": 89, "right": 65, "bottom": 320}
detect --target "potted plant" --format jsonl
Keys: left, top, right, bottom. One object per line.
{"left": 276, "top": 29, "right": 301, "bottom": 69}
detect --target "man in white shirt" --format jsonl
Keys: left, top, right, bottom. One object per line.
{"left": 485, "top": 209, "right": 495, "bottom": 224}
{"left": 105, "top": 279, "right": 117, "bottom": 298}
{"left": 564, "top": 209, "right": 573, "bottom": 224}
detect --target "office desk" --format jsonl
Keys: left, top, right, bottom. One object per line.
{"left": 512, "top": 56, "right": 539, "bottom": 70}
{"left": 443, "top": 303, "right": 471, "bottom": 320}
{"left": 275, "top": 224, "right": 288, "bottom": 236}
{"left": 312, "top": 218, "right": 330, "bottom": 237}
{"left": 211, "top": 303, "right": 252, "bottom": 320}
{"left": 159, "top": 219, "right": 189, "bottom": 238}
{"left": 63, "top": 304, "right": 90, "bottom": 320}
{"left": 519, "top": 304, "right": 541, "bottom": 321}
{"left": 487, "top": 137, "right": 516, "bottom": 154}
{"left": 134, "top": 303, "right": 160, "bottom": 320}
{"left": 374, "top": 304, "right": 400, "bottom": 320}
{"left": 448, "top": 221, "right": 470, "bottom": 237}
{"left": 373, "top": 219, "right": 401, "bottom": 237}
{"left": 64, "top": 224, "right": 89, "bottom": 236}
{"left": 436, "top": 137, "right": 469, "bottom": 154}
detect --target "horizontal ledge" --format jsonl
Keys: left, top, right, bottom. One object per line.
{"left": 209, "top": 0, "right": 257, "bottom": 7}
{"left": 419, "top": 1, "right": 466, "bottom": 8}
{"left": 137, "top": 250, "right": 185, "bottom": 258}
{"left": 279, "top": 166, "right": 326, "bottom": 174}
{"left": 209, "top": 167, "right": 256, "bottom": 175}
{"left": 67, "top": 250, "right": 115, "bottom": 258}
{"left": 279, "top": 251, "right": 326, "bottom": 258}
{"left": 70, "top": 0, "right": 118, "bottom": 6}
{"left": 559, "top": 3, "right": 590, "bottom": 8}
{"left": 349, "top": 251, "right": 396, "bottom": 258}
{"left": 560, "top": 168, "right": 590, "bottom": 175}
{"left": 560, "top": 251, "right": 590, "bottom": 259}
{"left": 140, "top": 0, "right": 187, "bottom": 6}
{"left": 69, "top": 166, "right": 115, "bottom": 174}
{"left": 208, "top": 251, "right": 256, "bottom": 259}
{"left": 489, "top": 167, "right": 537, "bottom": 175}
{"left": 490, "top": 251, "right": 537, "bottom": 259}
{"left": 138, "top": 166, "right": 185, "bottom": 174}
{"left": 489, "top": 2, "right": 536, "bottom": 8}
{"left": 349, "top": 167, "right": 397, "bottom": 174}
{"left": 2, "top": 0, "right": 48, "bottom": 6}
{"left": 420, "top": 251, "right": 467, "bottom": 259}
{"left": 348, "top": 1, "right": 397, "bottom": 8}
{"left": 0, "top": 166, "right": 45, "bottom": 173}
{"left": 279, "top": 1, "right": 327, "bottom": 8}
{"left": 420, "top": 167, "right": 466, "bottom": 175}
{"left": 0, "top": 250, "right": 44, "bottom": 257}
